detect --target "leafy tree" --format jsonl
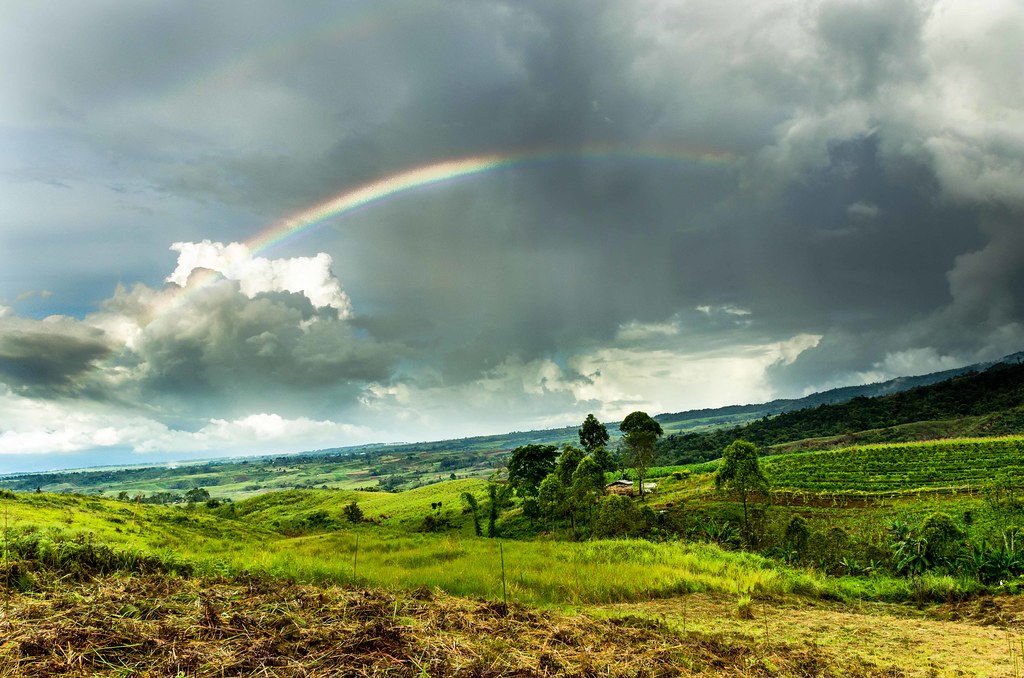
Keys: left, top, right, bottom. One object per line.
{"left": 569, "top": 457, "right": 606, "bottom": 535}
{"left": 556, "top": 445, "right": 586, "bottom": 487}
{"left": 578, "top": 414, "right": 610, "bottom": 453}
{"left": 593, "top": 494, "right": 644, "bottom": 538}
{"left": 507, "top": 444, "right": 559, "bottom": 498}
{"left": 985, "top": 470, "right": 1024, "bottom": 530}
{"left": 784, "top": 515, "right": 810, "bottom": 560}
{"left": 714, "top": 440, "right": 769, "bottom": 536}
{"left": 591, "top": 445, "right": 617, "bottom": 473}
{"left": 461, "top": 491, "right": 482, "bottom": 536}
{"left": 521, "top": 496, "right": 541, "bottom": 526}
{"left": 619, "top": 411, "right": 663, "bottom": 501}
{"left": 619, "top": 411, "right": 664, "bottom": 437}
{"left": 184, "top": 487, "right": 210, "bottom": 503}
{"left": 537, "top": 473, "right": 567, "bottom": 533}
{"left": 920, "top": 512, "right": 964, "bottom": 567}
{"left": 486, "top": 482, "right": 513, "bottom": 538}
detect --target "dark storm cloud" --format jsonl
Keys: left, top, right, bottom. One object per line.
{"left": 0, "top": 318, "right": 112, "bottom": 396}
{"left": 815, "top": 0, "right": 927, "bottom": 97}
{"left": 95, "top": 278, "right": 399, "bottom": 419}
{"left": 157, "top": 0, "right": 1020, "bottom": 391}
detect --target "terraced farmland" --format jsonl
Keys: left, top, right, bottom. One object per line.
{"left": 763, "top": 436, "right": 1024, "bottom": 493}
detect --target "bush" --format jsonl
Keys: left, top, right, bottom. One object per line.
{"left": 920, "top": 512, "right": 964, "bottom": 567}
{"left": 593, "top": 495, "right": 644, "bottom": 539}
{"left": 0, "top": 530, "right": 192, "bottom": 588}
{"left": 343, "top": 501, "right": 364, "bottom": 524}
{"left": 419, "top": 513, "right": 452, "bottom": 533}
{"left": 784, "top": 515, "right": 810, "bottom": 560}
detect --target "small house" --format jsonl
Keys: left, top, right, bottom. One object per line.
{"left": 605, "top": 479, "right": 658, "bottom": 497}
{"left": 606, "top": 479, "right": 634, "bottom": 495}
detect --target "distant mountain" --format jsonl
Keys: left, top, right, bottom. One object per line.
{"left": 657, "top": 353, "right": 1024, "bottom": 464}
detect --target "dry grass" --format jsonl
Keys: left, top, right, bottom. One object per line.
{"left": 599, "top": 593, "right": 1024, "bottom": 677}
{"left": 0, "top": 572, "right": 909, "bottom": 677}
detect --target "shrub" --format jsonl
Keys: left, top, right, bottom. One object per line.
{"left": 593, "top": 495, "right": 644, "bottom": 539}
{"left": 920, "top": 512, "right": 964, "bottom": 567}
{"left": 784, "top": 516, "right": 810, "bottom": 559}
{"left": 343, "top": 501, "right": 364, "bottom": 524}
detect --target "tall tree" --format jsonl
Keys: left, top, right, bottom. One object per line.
{"left": 507, "top": 444, "right": 559, "bottom": 498}
{"left": 556, "top": 445, "right": 586, "bottom": 487}
{"left": 537, "top": 473, "right": 567, "bottom": 533}
{"left": 461, "top": 491, "right": 482, "bottom": 536}
{"left": 619, "top": 412, "right": 663, "bottom": 501}
{"left": 591, "top": 445, "right": 617, "bottom": 473}
{"left": 485, "top": 482, "right": 513, "bottom": 538}
{"left": 714, "top": 439, "right": 769, "bottom": 538}
{"left": 570, "top": 456, "right": 606, "bottom": 535}
{"left": 578, "top": 414, "right": 610, "bottom": 453}
{"left": 619, "top": 411, "right": 664, "bottom": 437}
{"left": 622, "top": 431, "right": 658, "bottom": 501}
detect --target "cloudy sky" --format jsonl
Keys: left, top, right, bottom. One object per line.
{"left": 1, "top": 0, "right": 1022, "bottom": 472}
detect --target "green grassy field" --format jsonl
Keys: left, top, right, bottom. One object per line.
{"left": 0, "top": 489, "right": 969, "bottom": 609}
{"left": 8, "top": 432, "right": 1024, "bottom": 675}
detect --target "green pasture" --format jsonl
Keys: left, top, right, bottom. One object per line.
{"left": 0, "top": 487, "right": 980, "bottom": 609}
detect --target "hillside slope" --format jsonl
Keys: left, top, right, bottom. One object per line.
{"left": 660, "top": 360, "right": 1024, "bottom": 463}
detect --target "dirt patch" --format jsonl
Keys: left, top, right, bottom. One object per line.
{"left": 930, "top": 595, "right": 1024, "bottom": 629}
{"left": 0, "top": 573, "right": 910, "bottom": 677}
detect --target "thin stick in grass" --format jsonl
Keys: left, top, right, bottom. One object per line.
{"left": 353, "top": 533, "right": 359, "bottom": 582}
{"left": 500, "top": 542, "right": 508, "bottom": 614}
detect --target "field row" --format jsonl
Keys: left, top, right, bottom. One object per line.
{"left": 763, "top": 437, "right": 1024, "bottom": 493}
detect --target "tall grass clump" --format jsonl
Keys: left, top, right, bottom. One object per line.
{"left": 0, "top": 527, "right": 193, "bottom": 591}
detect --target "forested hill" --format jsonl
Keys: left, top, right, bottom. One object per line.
{"left": 658, "top": 360, "right": 1024, "bottom": 464}
{"left": 653, "top": 351, "right": 1024, "bottom": 430}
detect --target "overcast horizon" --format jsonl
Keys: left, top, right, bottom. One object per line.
{"left": 2, "top": 1, "right": 1023, "bottom": 473}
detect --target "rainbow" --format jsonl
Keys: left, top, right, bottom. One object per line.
{"left": 248, "top": 144, "right": 735, "bottom": 257}
{"left": 153, "top": 144, "right": 735, "bottom": 321}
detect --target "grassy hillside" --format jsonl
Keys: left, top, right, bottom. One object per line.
{"left": 6, "top": 444, "right": 1024, "bottom": 676}
{"left": 7, "top": 355, "right": 1024, "bottom": 504}
{"left": 6, "top": 360, "right": 1024, "bottom": 673}
{"left": 659, "top": 361, "right": 1024, "bottom": 464}
{"left": 0, "top": 488, "right": 850, "bottom": 605}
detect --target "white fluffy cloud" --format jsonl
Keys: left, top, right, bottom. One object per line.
{"left": 0, "top": 243, "right": 395, "bottom": 464}
{"left": 0, "top": 385, "right": 370, "bottom": 456}
{"left": 168, "top": 240, "right": 352, "bottom": 314}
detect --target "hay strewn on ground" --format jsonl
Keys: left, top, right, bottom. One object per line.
{"left": 0, "top": 572, "right": 899, "bottom": 677}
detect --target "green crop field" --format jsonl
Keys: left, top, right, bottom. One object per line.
{"left": 763, "top": 436, "right": 1024, "bottom": 494}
